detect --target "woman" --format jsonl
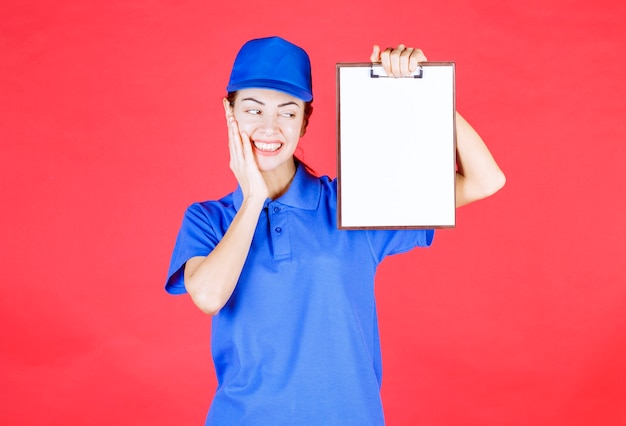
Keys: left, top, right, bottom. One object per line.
{"left": 166, "top": 36, "right": 505, "bottom": 425}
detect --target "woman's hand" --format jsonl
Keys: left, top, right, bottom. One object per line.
{"left": 369, "top": 45, "right": 505, "bottom": 206}
{"left": 185, "top": 101, "right": 270, "bottom": 316}
{"left": 223, "top": 99, "right": 269, "bottom": 202}
{"left": 370, "top": 44, "right": 427, "bottom": 77}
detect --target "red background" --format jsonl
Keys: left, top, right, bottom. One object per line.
{"left": 2, "top": 1, "right": 625, "bottom": 425}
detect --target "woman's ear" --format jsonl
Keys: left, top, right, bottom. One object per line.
{"left": 222, "top": 97, "right": 233, "bottom": 115}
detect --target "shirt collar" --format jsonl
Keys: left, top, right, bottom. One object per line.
{"left": 232, "top": 162, "right": 321, "bottom": 211}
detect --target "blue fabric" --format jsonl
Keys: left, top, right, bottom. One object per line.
{"left": 226, "top": 36, "right": 313, "bottom": 102}
{"left": 166, "top": 164, "right": 434, "bottom": 425}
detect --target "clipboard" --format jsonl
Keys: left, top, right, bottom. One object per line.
{"left": 336, "top": 62, "right": 457, "bottom": 229}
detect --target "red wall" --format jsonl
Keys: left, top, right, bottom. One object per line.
{"left": 2, "top": 1, "right": 625, "bottom": 424}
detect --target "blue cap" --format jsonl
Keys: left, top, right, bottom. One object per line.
{"left": 227, "top": 36, "right": 313, "bottom": 102}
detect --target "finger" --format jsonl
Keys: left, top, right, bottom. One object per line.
{"left": 399, "top": 47, "right": 414, "bottom": 76}
{"left": 227, "top": 118, "right": 238, "bottom": 170}
{"left": 229, "top": 116, "right": 244, "bottom": 162}
{"left": 370, "top": 45, "right": 381, "bottom": 63}
{"left": 240, "top": 132, "right": 264, "bottom": 185}
{"left": 411, "top": 48, "right": 428, "bottom": 63}
{"left": 224, "top": 98, "right": 239, "bottom": 165}
{"left": 380, "top": 47, "right": 392, "bottom": 76}
{"left": 407, "top": 48, "right": 427, "bottom": 75}
{"left": 227, "top": 120, "right": 238, "bottom": 171}
{"left": 408, "top": 53, "right": 420, "bottom": 73}
{"left": 240, "top": 131, "right": 254, "bottom": 162}
{"left": 389, "top": 44, "right": 405, "bottom": 77}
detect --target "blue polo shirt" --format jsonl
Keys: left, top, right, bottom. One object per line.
{"left": 166, "top": 163, "right": 434, "bottom": 426}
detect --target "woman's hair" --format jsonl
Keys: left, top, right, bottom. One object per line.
{"left": 226, "top": 92, "right": 314, "bottom": 136}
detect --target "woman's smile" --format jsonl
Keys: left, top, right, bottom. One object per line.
{"left": 252, "top": 139, "right": 283, "bottom": 154}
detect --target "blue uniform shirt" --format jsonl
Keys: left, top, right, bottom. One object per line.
{"left": 166, "top": 163, "right": 434, "bottom": 426}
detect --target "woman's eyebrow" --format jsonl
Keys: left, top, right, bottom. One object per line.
{"left": 241, "top": 97, "right": 264, "bottom": 105}
{"left": 240, "top": 98, "right": 301, "bottom": 108}
{"left": 278, "top": 101, "right": 300, "bottom": 108}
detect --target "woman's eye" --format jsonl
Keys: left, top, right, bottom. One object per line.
{"left": 280, "top": 112, "right": 296, "bottom": 118}
{"left": 246, "top": 109, "right": 261, "bottom": 115}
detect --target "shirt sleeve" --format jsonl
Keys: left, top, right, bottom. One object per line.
{"left": 365, "top": 228, "right": 435, "bottom": 263}
{"left": 165, "top": 203, "right": 222, "bottom": 295}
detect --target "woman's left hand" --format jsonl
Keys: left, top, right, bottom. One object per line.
{"left": 370, "top": 44, "right": 427, "bottom": 77}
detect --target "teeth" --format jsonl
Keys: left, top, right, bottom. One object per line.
{"left": 254, "top": 141, "right": 281, "bottom": 152}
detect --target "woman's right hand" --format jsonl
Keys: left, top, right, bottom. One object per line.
{"left": 223, "top": 99, "right": 269, "bottom": 202}
{"left": 184, "top": 100, "right": 270, "bottom": 316}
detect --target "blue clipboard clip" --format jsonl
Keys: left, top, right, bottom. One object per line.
{"left": 369, "top": 64, "right": 423, "bottom": 79}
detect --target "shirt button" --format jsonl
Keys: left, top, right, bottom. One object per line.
{"left": 273, "top": 207, "right": 280, "bottom": 213}
{"left": 275, "top": 227, "right": 282, "bottom": 233}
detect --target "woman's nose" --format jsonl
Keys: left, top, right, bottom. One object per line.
{"left": 262, "top": 114, "right": 279, "bottom": 136}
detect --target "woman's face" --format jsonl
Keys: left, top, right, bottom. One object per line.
{"left": 230, "top": 88, "right": 306, "bottom": 174}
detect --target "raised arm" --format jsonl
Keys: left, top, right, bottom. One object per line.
{"left": 371, "top": 44, "right": 505, "bottom": 207}
{"left": 183, "top": 101, "right": 268, "bottom": 315}
{"left": 454, "top": 112, "right": 505, "bottom": 206}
